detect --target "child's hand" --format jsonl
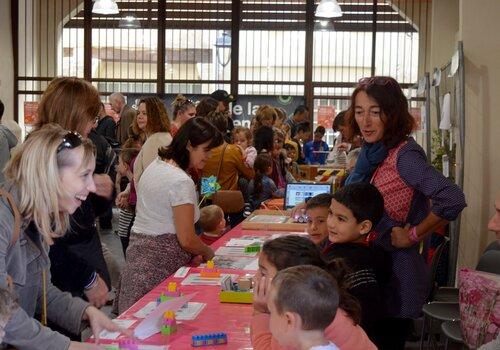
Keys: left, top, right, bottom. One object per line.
{"left": 253, "top": 274, "right": 271, "bottom": 314}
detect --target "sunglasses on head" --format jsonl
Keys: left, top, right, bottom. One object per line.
{"left": 57, "top": 131, "right": 83, "bottom": 153}
{"left": 358, "top": 76, "right": 399, "bottom": 88}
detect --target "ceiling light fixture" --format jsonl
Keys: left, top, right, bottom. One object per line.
{"left": 92, "top": 0, "right": 119, "bottom": 15}
{"left": 315, "top": 0, "right": 343, "bottom": 18}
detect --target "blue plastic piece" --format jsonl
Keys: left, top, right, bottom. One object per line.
{"left": 191, "top": 332, "right": 228, "bottom": 347}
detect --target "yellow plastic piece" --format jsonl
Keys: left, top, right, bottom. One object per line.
{"left": 219, "top": 290, "right": 253, "bottom": 304}
{"left": 206, "top": 260, "right": 215, "bottom": 269}
{"left": 167, "top": 282, "right": 177, "bottom": 293}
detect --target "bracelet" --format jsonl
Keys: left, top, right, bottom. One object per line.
{"left": 84, "top": 272, "right": 98, "bottom": 290}
{"left": 408, "top": 226, "right": 420, "bottom": 243}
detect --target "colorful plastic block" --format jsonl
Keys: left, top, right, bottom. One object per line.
{"left": 219, "top": 290, "right": 253, "bottom": 304}
{"left": 118, "top": 339, "right": 139, "bottom": 350}
{"left": 236, "top": 276, "right": 253, "bottom": 291}
{"left": 157, "top": 282, "right": 181, "bottom": 304}
{"left": 160, "top": 310, "right": 177, "bottom": 335}
{"left": 244, "top": 244, "right": 261, "bottom": 253}
{"left": 200, "top": 260, "right": 221, "bottom": 278}
{"left": 191, "top": 332, "right": 228, "bottom": 347}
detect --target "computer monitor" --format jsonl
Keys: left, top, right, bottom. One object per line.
{"left": 284, "top": 183, "right": 332, "bottom": 210}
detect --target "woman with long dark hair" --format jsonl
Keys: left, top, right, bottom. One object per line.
{"left": 115, "top": 117, "right": 223, "bottom": 313}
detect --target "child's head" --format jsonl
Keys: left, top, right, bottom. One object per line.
{"left": 268, "top": 265, "right": 339, "bottom": 348}
{"left": 258, "top": 235, "right": 361, "bottom": 325}
{"left": 295, "top": 121, "right": 311, "bottom": 141}
{"left": 254, "top": 125, "right": 274, "bottom": 154}
{"left": 254, "top": 152, "right": 273, "bottom": 176}
{"left": 313, "top": 125, "right": 326, "bottom": 142}
{"left": 327, "top": 182, "right": 384, "bottom": 244}
{"left": 199, "top": 205, "right": 225, "bottom": 235}
{"left": 272, "top": 128, "right": 285, "bottom": 158}
{"left": 346, "top": 148, "right": 361, "bottom": 172}
{"left": 233, "top": 126, "right": 252, "bottom": 150}
{"left": 117, "top": 148, "right": 140, "bottom": 175}
{"left": 255, "top": 105, "right": 278, "bottom": 129}
{"left": 283, "top": 143, "right": 297, "bottom": 160}
{"left": 305, "top": 193, "right": 332, "bottom": 245}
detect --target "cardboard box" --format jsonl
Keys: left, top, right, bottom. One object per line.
{"left": 241, "top": 209, "right": 307, "bottom": 231}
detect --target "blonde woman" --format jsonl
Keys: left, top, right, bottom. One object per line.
{"left": 0, "top": 124, "right": 130, "bottom": 349}
{"left": 170, "top": 94, "right": 196, "bottom": 137}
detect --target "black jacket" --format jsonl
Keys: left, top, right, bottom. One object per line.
{"left": 95, "top": 116, "right": 117, "bottom": 145}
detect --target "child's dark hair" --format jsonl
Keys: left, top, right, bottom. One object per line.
{"left": 294, "top": 105, "right": 309, "bottom": 115}
{"left": 332, "top": 111, "right": 346, "bottom": 131}
{"left": 254, "top": 125, "right": 274, "bottom": 154}
{"left": 120, "top": 148, "right": 140, "bottom": 166}
{"left": 272, "top": 265, "right": 339, "bottom": 331}
{"left": 306, "top": 193, "right": 332, "bottom": 211}
{"left": 314, "top": 125, "right": 326, "bottom": 136}
{"left": 296, "top": 121, "right": 311, "bottom": 134}
{"left": 159, "top": 117, "right": 223, "bottom": 170}
{"left": 252, "top": 152, "right": 273, "bottom": 197}
{"left": 262, "top": 235, "right": 361, "bottom": 324}
{"left": 332, "top": 182, "right": 384, "bottom": 228}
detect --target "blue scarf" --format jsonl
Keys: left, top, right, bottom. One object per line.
{"left": 345, "top": 142, "right": 388, "bottom": 185}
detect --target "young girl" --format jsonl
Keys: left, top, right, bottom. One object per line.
{"left": 251, "top": 235, "right": 376, "bottom": 350}
{"left": 233, "top": 126, "right": 257, "bottom": 168}
{"left": 115, "top": 146, "right": 140, "bottom": 256}
{"left": 253, "top": 105, "right": 278, "bottom": 131}
{"left": 248, "top": 153, "right": 284, "bottom": 210}
{"left": 170, "top": 94, "right": 196, "bottom": 137}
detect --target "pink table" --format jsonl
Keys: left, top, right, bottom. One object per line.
{"left": 98, "top": 225, "right": 289, "bottom": 349}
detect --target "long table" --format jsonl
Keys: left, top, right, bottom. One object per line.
{"left": 97, "top": 224, "right": 302, "bottom": 349}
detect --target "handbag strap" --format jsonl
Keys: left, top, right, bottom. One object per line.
{"left": 215, "top": 143, "right": 229, "bottom": 182}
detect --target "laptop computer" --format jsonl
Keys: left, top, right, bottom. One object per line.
{"left": 284, "top": 182, "right": 332, "bottom": 210}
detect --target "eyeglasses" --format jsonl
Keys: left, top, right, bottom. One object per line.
{"left": 358, "top": 76, "right": 399, "bottom": 88}
{"left": 57, "top": 131, "right": 83, "bottom": 153}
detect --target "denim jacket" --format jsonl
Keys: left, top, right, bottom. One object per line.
{"left": 0, "top": 183, "right": 89, "bottom": 350}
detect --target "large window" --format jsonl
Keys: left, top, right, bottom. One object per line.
{"left": 14, "top": 0, "right": 429, "bottom": 134}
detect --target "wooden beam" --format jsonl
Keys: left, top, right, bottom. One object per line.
{"left": 83, "top": 0, "right": 92, "bottom": 81}
{"left": 157, "top": 0, "right": 166, "bottom": 94}
{"left": 230, "top": 0, "right": 241, "bottom": 98}
{"left": 304, "top": 0, "right": 314, "bottom": 117}
{"left": 11, "top": 0, "right": 19, "bottom": 122}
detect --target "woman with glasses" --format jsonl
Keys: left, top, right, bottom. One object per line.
{"left": 170, "top": 94, "right": 196, "bottom": 137}
{"left": 343, "top": 76, "right": 466, "bottom": 349}
{"left": 36, "top": 77, "right": 114, "bottom": 331}
{"left": 0, "top": 124, "right": 130, "bottom": 350}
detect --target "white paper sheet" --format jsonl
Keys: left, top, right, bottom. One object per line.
{"left": 99, "top": 319, "right": 136, "bottom": 340}
{"left": 173, "top": 266, "right": 190, "bottom": 278}
{"left": 439, "top": 93, "right": 451, "bottom": 130}
{"left": 133, "top": 301, "right": 206, "bottom": 321}
{"left": 134, "top": 293, "right": 196, "bottom": 340}
{"left": 212, "top": 255, "right": 258, "bottom": 270}
{"left": 215, "top": 246, "right": 258, "bottom": 257}
{"left": 226, "top": 236, "right": 265, "bottom": 247}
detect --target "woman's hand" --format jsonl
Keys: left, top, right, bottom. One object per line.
{"left": 84, "top": 275, "right": 109, "bottom": 308}
{"left": 83, "top": 306, "right": 134, "bottom": 344}
{"left": 93, "top": 174, "right": 114, "bottom": 199}
{"left": 252, "top": 274, "right": 271, "bottom": 314}
{"left": 391, "top": 224, "right": 414, "bottom": 248}
{"left": 201, "top": 247, "right": 215, "bottom": 262}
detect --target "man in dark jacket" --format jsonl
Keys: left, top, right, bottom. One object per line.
{"left": 95, "top": 102, "right": 117, "bottom": 145}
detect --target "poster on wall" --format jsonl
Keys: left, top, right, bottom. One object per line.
{"left": 23, "top": 101, "right": 38, "bottom": 126}
{"left": 410, "top": 107, "right": 422, "bottom": 131}
{"left": 124, "top": 94, "right": 305, "bottom": 128}
{"left": 316, "top": 105, "right": 335, "bottom": 129}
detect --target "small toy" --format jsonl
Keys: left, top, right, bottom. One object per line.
{"left": 293, "top": 208, "right": 309, "bottom": 223}
{"left": 191, "top": 332, "right": 228, "bottom": 347}
{"left": 236, "top": 275, "right": 253, "bottom": 291}
{"left": 157, "top": 282, "right": 181, "bottom": 304}
{"left": 244, "top": 244, "right": 261, "bottom": 253}
{"left": 118, "top": 339, "right": 139, "bottom": 350}
{"left": 200, "top": 260, "right": 221, "bottom": 278}
{"left": 160, "top": 310, "right": 177, "bottom": 335}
